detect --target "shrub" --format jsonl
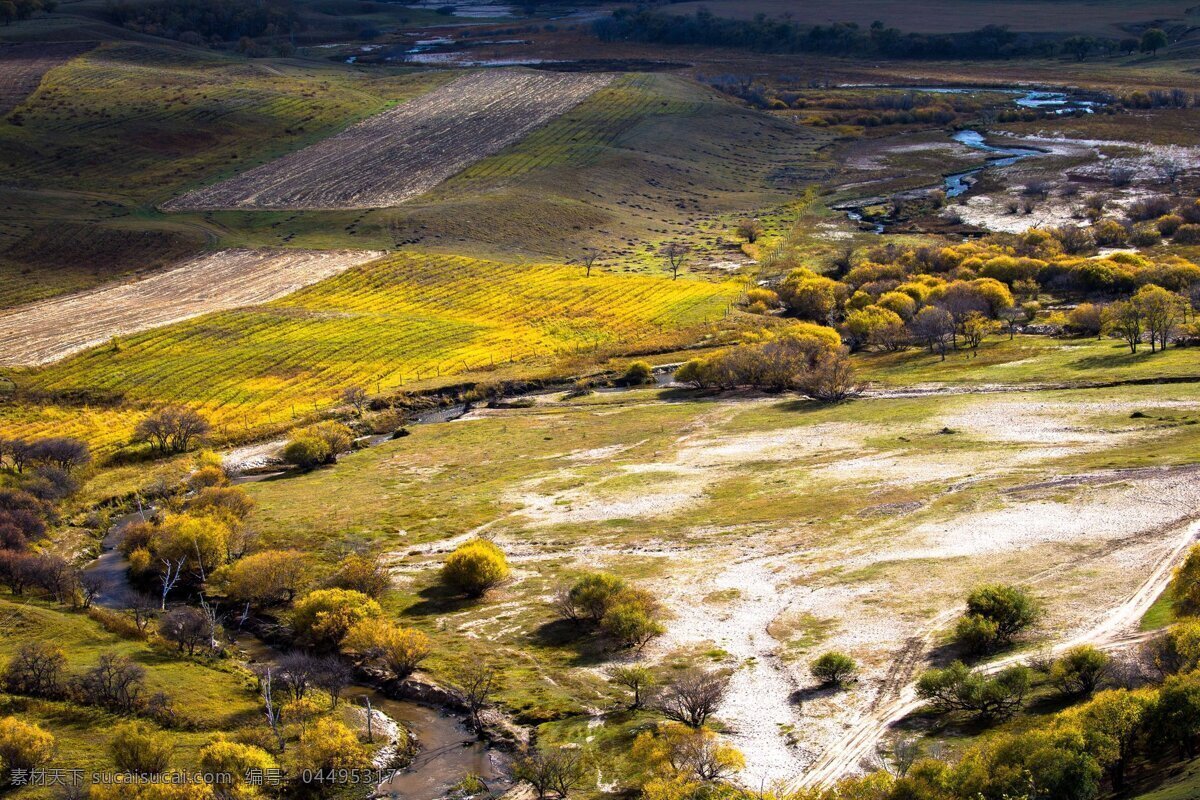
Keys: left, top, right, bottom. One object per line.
{"left": 955, "top": 584, "right": 1040, "bottom": 654}
{"left": 811, "top": 652, "right": 858, "bottom": 686}
{"left": 290, "top": 589, "right": 383, "bottom": 650}
{"left": 158, "top": 607, "right": 210, "bottom": 655}
{"left": 1171, "top": 544, "right": 1200, "bottom": 617}
{"left": 1067, "top": 303, "right": 1105, "bottom": 337}
{"left": 1092, "top": 218, "right": 1128, "bottom": 246}
{"left": 3, "top": 641, "right": 65, "bottom": 697}
{"left": 325, "top": 553, "right": 390, "bottom": 598}
{"left": 441, "top": 539, "right": 509, "bottom": 598}
{"left": 745, "top": 288, "right": 781, "bottom": 309}
{"left": 74, "top": 653, "right": 146, "bottom": 713}
{"left": 623, "top": 361, "right": 655, "bottom": 385}
{"left": 1175, "top": 224, "right": 1200, "bottom": 244}
{"left": 215, "top": 549, "right": 312, "bottom": 607}
{"left": 197, "top": 738, "right": 277, "bottom": 800}
{"left": 291, "top": 718, "right": 369, "bottom": 779}
{"left": 0, "top": 717, "right": 54, "bottom": 778}
{"left": 343, "top": 618, "right": 432, "bottom": 678}
{"left": 1130, "top": 222, "right": 1161, "bottom": 247}
{"left": 282, "top": 437, "right": 330, "bottom": 471}
{"left": 562, "top": 572, "right": 627, "bottom": 622}
{"left": 187, "top": 465, "right": 227, "bottom": 491}
{"left": 1157, "top": 214, "right": 1185, "bottom": 236}
{"left": 599, "top": 590, "right": 665, "bottom": 650}
{"left": 916, "top": 661, "right": 1031, "bottom": 720}
{"left": 1049, "top": 645, "right": 1110, "bottom": 697}
{"left": 110, "top": 721, "right": 173, "bottom": 775}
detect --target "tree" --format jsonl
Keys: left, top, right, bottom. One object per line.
{"left": 2, "top": 641, "right": 65, "bottom": 698}
{"left": 610, "top": 664, "right": 656, "bottom": 709}
{"left": 513, "top": 746, "right": 589, "bottom": 799}
{"left": 577, "top": 248, "right": 601, "bottom": 278}
{"left": 797, "top": 351, "right": 861, "bottom": 402}
{"left": 1151, "top": 671, "right": 1200, "bottom": 757}
{"left": 735, "top": 218, "right": 763, "bottom": 243}
{"left": 600, "top": 590, "right": 665, "bottom": 651}
{"left": 135, "top": 407, "right": 211, "bottom": 454}
{"left": 28, "top": 437, "right": 90, "bottom": 472}
{"left": 909, "top": 306, "right": 955, "bottom": 359}
{"left": 811, "top": 652, "right": 858, "bottom": 686}
{"left": 1103, "top": 300, "right": 1143, "bottom": 353}
{"left": 74, "top": 653, "right": 148, "bottom": 714}
{"left": 1141, "top": 27, "right": 1168, "bottom": 55}
{"left": 1063, "top": 35, "right": 1096, "bottom": 60}
{"left": 779, "top": 270, "right": 847, "bottom": 323}
{"left": 562, "top": 572, "right": 628, "bottom": 622}
{"left": 151, "top": 513, "right": 231, "bottom": 580}
{"left": 291, "top": 718, "right": 369, "bottom": 781}
{"left": 1049, "top": 645, "right": 1110, "bottom": 697}
{"left": 0, "top": 2, "right": 16, "bottom": 25}
{"left": 340, "top": 386, "right": 369, "bottom": 415}
{"left": 1132, "top": 284, "right": 1185, "bottom": 352}
{"left": 1071, "top": 688, "right": 1153, "bottom": 788}
{"left": 1172, "top": 544, "right": 1200, "bottom": 617}
{"left": 661, "top": 242, "right": 690, "bottom": 281}
{"left": 343, "top": 618, "right": 432, "bottom": 678}
{"left": 159, "top": 607, "right": 210, "bottom": 655}
{"left": 842, "top": 306, "right": 904, "bottom": 352}
{"left": 1068, "top": 303, "right": 1105, "bottom": 338}
{"left": 956, "top": 584, "right": 1039, "bottom": 654}
{"left": 110, "top": 721, "right": 173, "bottom": 775}
{"left": 441, "top": 538, "right": 509, "bottom": 598}
{"left": 449, "top": 660, "right": 501, "bottom": 735}
{"left": 960, "top": 311, "right": 995, "bottom": 349}
{"left": 290, "top": 589, "right": 382, "bottom": 650}
{"left": 214, "top": 549, "right": 312, "bottom": 607}
{"left": 916, "top": 661, "right": 1031, "bottom": 720}
{"left": 655, "top": 668, "right": 729, "bottom": 728}
{"left": 631, "top": 723, "right": 744, "bottom": 785}
{"left": 0, "top": 717, "right": 54, "bottom": 780}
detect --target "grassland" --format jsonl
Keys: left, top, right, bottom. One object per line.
{"left": 240, "top": 374, "right": 1200, "bottom": 785}
{"left": 0, "top": 252, "right": 740, "bottom": 452}
{"left": 0, "top": 593, "right": 261, "bottom": 787}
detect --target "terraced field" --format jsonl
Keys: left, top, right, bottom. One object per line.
{"left": 0, "top": 253, "right": 738, "bottom": 450}
{"left": 0, "top": 248, "right": 385, "bottom": 366}
{"left": 164, "top": 70, "right": 615, "bottom": 211}
{"left": 0, "top": 41, "right": 92, "bottom": 114}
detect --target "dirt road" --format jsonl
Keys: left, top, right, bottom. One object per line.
{"left": 798, "top": 515, "right": 1200, "bottom": 789}
{"left": 163, "top": 70, "right": 614, "bottom": 211}
{"left": 0, "top": 248, "right": 383, "bottom": 366}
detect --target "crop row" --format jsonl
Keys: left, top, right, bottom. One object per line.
{"left": 0, "top": 253, "right": 738, "bottom": 451}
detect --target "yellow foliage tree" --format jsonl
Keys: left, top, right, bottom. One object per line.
{"left": 343, "top": 618, "right": 432, "bottom": 677}
{"left": 290, "top": 588, "right": 383, "bottom": 650}
{"left": 441, "top": 539, "right": 509, "bottom": 598}
{"left": 0, "top": 717, "right": 55, "bottom": 778}
{"left": 197, "top": 738, "right": 277, "bottom": 800}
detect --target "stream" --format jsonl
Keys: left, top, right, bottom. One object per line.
{"left": 838, "top": 85, "right": 1105, "bottom": 230}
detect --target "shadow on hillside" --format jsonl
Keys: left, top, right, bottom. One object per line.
{"left": 401, "top": 584, "right": 479, "bottom": 618}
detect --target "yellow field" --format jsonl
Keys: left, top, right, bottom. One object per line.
{"left": 0, "top": 253, "right": 740, "bottom": 452}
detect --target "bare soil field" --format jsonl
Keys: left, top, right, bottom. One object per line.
{"left": 163, "top": 70, "right": 614, "bottom": 212}
{"left": 0, "top": 41, "right": 92, "bottom": 115}
{"left": 0, "top": 248, "right": 383, "bottom": 366}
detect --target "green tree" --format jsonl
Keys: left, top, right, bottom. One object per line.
{"left": 1071, "top": 689, "right": 1153, "bottom": 789}
{"left": 1049, "top": 645, "right": 1109, "bottom": 697}
{"left": 1141, "top": 28, "right": 1168, "bottom": 54}
{"left": 955, "top": 584, "right": 1039, "bottom": 654}
{"left": 917, "top": 661, "right": 1031, "bottom": 720}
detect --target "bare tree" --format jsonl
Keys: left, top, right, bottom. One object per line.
{"left": 74, "top": 653, "right": 146, "bottom": 713}
{"left": 131, "top": 593, "right": 158, "bottom": 634}
{"left": 450, "top": 660, "right": 501, "bottom": 735}
{"left": 260, "top": 667, "right": 286, "bottom": 751}
{"left": 514, "top": 746, "right": 588, "bottom": 799}
{"left": 28, "top": 438, "right": 90, "bottom": 472}
{"left": 609, "top": 664, "right": 656, "bottom": 709}
{"left": 660, "top": 242, "right": 691, "bottom": 281}
{"left": 158, "top": 607, "right": 209, "bottom": 655}
{"left": 160, "top": 557, "right": 185, "bottom": 609}
{"left": 134, "top": 406, "right": 211, "bottom": 454}
{"left": 654, "top": 667, "right": 730, "bottom": 728}
{"left": 277, "top": 652, "right": 322, "bottom": 700}
{"left": 313, "top": 656, "right": 353, "bottom": 709}
{"left": 341, "top": 386, "right": 369, "bottom": 415}
{"left": 76, "top": 572, "right": 106, "bottom": 609}
{"left": 578, "top": 248, "right": 602, "bottom": 278}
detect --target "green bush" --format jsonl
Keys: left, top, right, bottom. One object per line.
{"left": 811, "top": 651, "right": 858, "bottom": 686}
{"left": 916, "top": 661, "right": 1031, "bottom": 720}
{"left": 1049, "top": 645, "right": 1110, "bottom": 697}
{"left": 955, "top": 584, "right": 1039, "bottom": 654}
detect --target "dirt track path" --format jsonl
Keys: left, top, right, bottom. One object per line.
{"left": 798, "top": 515, "right": 1200, "bottom": 789}
{"left": 0, "top": 248, "right": 384, "bottom": 366}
